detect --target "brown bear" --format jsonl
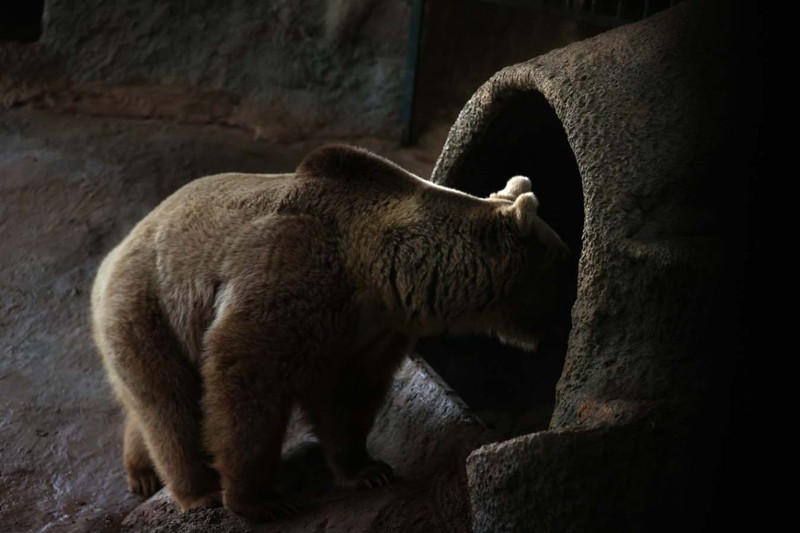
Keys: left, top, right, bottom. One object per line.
{"left": 91, "top": 144, "right": 570, "bottom": 521}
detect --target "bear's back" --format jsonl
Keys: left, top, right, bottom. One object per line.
{"left": 96, "top": 172, "right": 297, "bottom": 361}
{"left": 155, "top": 172, "right": 295, "bottom": 222}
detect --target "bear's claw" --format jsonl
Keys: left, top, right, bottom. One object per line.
{"left": 127, "top": 469, "right": 162, "bottom": 498}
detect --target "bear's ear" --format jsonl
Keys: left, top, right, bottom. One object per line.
{"left": 501, "top": 192, "right": 539, "bottom": 236}
{"left": 489, "top": 175, "right": 531, "bottom": 201}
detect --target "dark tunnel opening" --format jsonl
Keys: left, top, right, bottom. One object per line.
{"left": 416, "top": 90, "right": 583, "bottom": 437}
{"left": 0, "top": 1, "right": 44, "bottom": 43}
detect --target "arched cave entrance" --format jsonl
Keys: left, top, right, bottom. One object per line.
{"left": 416, "top": 89, "right": 583, "bottom": 438}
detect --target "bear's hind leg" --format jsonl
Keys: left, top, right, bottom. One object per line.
{"left": 101, "top": 296, "right": 220, "bottom": 511}
{"left": 202, "top": 321, "right": 296, "bottom": 522}
{"left": 124, "top": 415, "right": 161, "bottom": 497}
{"left": 115, "top": 356, "right": 221, "bottom": 510}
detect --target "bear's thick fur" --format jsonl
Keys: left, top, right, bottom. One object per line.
{"left": 91, "top": 144, "right": 569, "bottom": 521}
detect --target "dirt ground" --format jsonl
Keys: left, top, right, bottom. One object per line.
{"left": 0, "top": 108, "right": 444, "bottom": 532}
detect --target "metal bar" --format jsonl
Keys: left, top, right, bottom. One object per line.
{"left": 400, "top": 0, "right": 425, "bottom": 146}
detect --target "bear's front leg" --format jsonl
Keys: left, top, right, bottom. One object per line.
{"left": 301, "top": 381, "right": 393, "bottom": 490}
{"left": 202, "top": 318, "right": 295, "bottom": 523}
{"left": 300, "top": 332, "right": 411, "bottom": 489}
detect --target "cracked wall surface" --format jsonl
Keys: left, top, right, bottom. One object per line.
{"left": 1, "top": 0, "right": 409, "bottom": 140}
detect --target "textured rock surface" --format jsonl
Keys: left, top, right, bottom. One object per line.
{"left": 466, "top": 420, "right": 695, "bottom": 532}
{"left": 1, "top": 0, "right": 409, "bottom": 139}
{"left": 433, "top": 2, "right": 756, "bottom": 530}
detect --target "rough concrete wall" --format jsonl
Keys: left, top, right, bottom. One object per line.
{"left": 1, "top": 0, "right": 409, "bottom": 139}
{"left": 432, "top": 1, "right": 755, "bottom": 530}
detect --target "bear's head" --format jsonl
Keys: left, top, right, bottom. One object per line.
{"left": 480, "top": 176, "right": 571, "bottom": 352}
{"left": 297, "top": 144, "right": 570, "bottom": 351}
{"left": 382, "top": 173, "right": 571, "bottom": 352}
